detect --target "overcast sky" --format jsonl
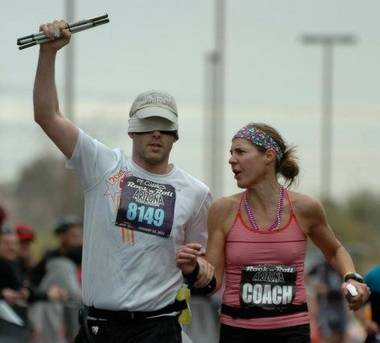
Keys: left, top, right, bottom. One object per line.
{"left": 1, "top": 0, "right": 380, "bottom": 201}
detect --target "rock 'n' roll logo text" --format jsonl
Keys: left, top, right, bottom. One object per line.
{"left": 240, "top": 265, "right": 297, "bottom": 309}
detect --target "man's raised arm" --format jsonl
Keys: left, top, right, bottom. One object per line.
{"left": 33, "top": 20, "right": 79, "bottom": 159}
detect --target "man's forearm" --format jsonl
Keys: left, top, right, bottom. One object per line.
{"left": 33, "top": 50, "right": 61, "bottom": 123}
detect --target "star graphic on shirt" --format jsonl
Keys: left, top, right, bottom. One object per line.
{"left": 104, "top": 180, "right": 121, "bottom": 202}
{"left": 104, "top": 169, "right": 130, "bottom": 202}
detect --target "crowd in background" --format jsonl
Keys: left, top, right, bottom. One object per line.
{"left": 0, "top": 206, "right": 82, "bottom": 343}
{"left": 0, "top": 204, "right": 378, "bottom": 343}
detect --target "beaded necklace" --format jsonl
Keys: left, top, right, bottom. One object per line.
{"left": 244, "top": 185, "right": 285, "bottom": 230}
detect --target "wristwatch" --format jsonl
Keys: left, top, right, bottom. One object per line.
{"left": 344, "top": 272, "right": 364, "bottom": 283}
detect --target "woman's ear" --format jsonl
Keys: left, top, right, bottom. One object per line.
{"left": 264, "top": 149, "right": 276, "bottom": 165}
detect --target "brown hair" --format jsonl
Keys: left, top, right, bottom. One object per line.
{"left": 246, "top": 123, "right": 299, "bottom": 186}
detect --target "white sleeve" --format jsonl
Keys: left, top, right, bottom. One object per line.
{"left": 66, "top": 129, "right": 119, "bottom": 191}
{"left": 184, "top": 190, "right": 212, "bottom": 247}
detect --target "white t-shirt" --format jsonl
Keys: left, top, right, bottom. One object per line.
{"left": 66, "top": 129, "right": 211, "bottom": 311}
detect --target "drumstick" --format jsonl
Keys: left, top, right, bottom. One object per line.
{"left": 17, "top": 14, "right": 109, "bottom": 50}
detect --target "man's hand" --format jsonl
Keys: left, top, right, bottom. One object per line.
{"left": 342, "top": 280, "right": 370, "bottom": 311}
{"left": 1, "top": 288, "right": 29, "bottom": 304}
{"left": 39, "top": 20, "right": 71, "bottom": 52}
{"left": 176, "top": 243, "right": 205, "bottom": 275}
{"left": 47, "top": 285, "right": 68, "bottom": 302}
{"left": 1, "top": 289, "right": 23, "bottom": 304}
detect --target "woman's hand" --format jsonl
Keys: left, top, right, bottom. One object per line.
{"left": 342, "top": 280, "right": 370, "bottom": 311}
{"left": 194, "top": 257, "right": 215, "bottom": 288}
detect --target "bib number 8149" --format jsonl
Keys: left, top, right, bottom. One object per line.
{"left": 126, "top": 202, "right": 164, "bottom": 227}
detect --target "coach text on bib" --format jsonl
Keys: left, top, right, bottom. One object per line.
{"left": 240, "top": 264, "right": 297, "bottom": 310}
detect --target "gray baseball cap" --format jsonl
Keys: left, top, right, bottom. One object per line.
{"left": 129, "top": 90, "right": 178, "bottom": 127}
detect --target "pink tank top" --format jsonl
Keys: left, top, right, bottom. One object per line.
{"left": 220, "top": 191, "right": 310, "bottom": 330}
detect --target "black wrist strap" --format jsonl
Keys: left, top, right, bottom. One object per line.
{"left": 183, "top": 262, "right": 200, "bottom": 283}
{"left": 189, "top": 276, "right": 216, "bottom": 295}
{"left": 344, "top": 272, "right": 364, "bottom": 283}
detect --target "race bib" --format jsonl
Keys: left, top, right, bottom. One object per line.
{"left": 115, "top": 176, "right": 176, "bottom": 238}
{"left": 240, "top": 264, "right": 297, "bottom": 310}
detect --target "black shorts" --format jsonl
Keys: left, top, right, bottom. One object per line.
{"left": 220, "top": 323, "right": 310, "bottom": 343}
{"left": 75, "top": 315, "right": 182, "bottom": 343}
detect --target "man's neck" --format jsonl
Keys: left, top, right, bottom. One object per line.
{"left": 132, "top": 157, "right": 173, "bottom": 175}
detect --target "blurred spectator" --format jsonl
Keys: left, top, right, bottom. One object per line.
{"left": 0, "top": 224, "right": 66, "bottom": 343}
{"left": 0, "top": 206, "right": 6, "bottom": 228}
{"left": 0, "top": 224, "right": 31, "bottom": 342}
{"left": 16, "top": 223, "right": 37, "bottom": 283}
{"left": 31, "top": 215, "right": 83, "bottom": 288}
{"left": 355, "top": 265, "right": 380, "bottom": 343}
{"left": 30, "top": 215, "right": 83, "bottom": 343}
{"left": 308, "top": 259, "right": 348, "bottom": 343}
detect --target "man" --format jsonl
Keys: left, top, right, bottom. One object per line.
{"left": 15, "top": 223, "right": 37, "bottom": 282}
{"left": 30, "top": 216, "right": 82, "bottom": 343}
{"left": 31, "top": 215, "right": 83, "bottom": 288}
{"left": 0, "top": 225, "right": 23, "bottom": 304}
{"left": 0, "top": 207, "right": 6, "bottom": 228}
{"left": 0, "top": 225, "right": 29, "bottom": 343}
{"left": 33, "top": 19, "right": 211, "bottom": 343}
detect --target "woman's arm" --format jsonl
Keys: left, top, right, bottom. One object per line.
{"left": 294, "top": 193, "right": 370, "bottom": 310}
{"left": 176, "top": 196, "right": 237, "bottom": 293}
{"left": 205, "top": 198, "right": 231, "bottom": 291}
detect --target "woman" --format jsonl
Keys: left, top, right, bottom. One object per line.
{"left": 176, "top": 123, "right": 370, "bottom": 343}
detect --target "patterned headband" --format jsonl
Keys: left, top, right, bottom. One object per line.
{"left": 233, "top": 126, "right": 284, "bottom": 161}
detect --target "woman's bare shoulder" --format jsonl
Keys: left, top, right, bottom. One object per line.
{"left": 210, "top": 193, "right": 242, "bottom": 213}
{"left": 288, "top": 190, "right": 324, "bottom": 219}
{"left": 209, "top": 193, "right": 242, "bottom": 222}
{"left": 208, "top": 193, "right": 243, "bottom": 235}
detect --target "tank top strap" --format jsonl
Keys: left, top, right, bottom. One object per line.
{"left": 233, "top": 192, "right": 246, "bottom": 224}
{"left": 284, "top": 189, "right": 295, "bottom": 215}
